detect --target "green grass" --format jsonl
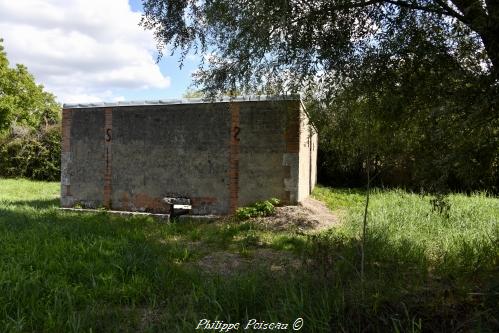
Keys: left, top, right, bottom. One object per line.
{"left": 0, "top": 179, "right": 498, "bottom": 332}
{"left": 313, "top": 186, "right": 499, "bottom": 331}
{"left": 313, "top": 186, "right": 365, "bottom": 211}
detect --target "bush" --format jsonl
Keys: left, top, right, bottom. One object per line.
{"left": 235, "top": 198, "right": 280, "bottom": 220}
{"left": 307, "top": 58, "right": 499, "bottom": 193}
{"left": 0, "top": 124, "right": 61, "bottom": 180}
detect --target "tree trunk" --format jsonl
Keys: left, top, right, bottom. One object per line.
{"left": 450, "top": 0, "right": 499, "bottom": 79}
{"left": 478, "top": 26, "right": 499, "bottom": 80}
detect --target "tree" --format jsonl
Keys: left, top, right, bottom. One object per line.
{"left": 0, "top": 39, "right": 61, "bottom": 181}
{"left": 141, "top": 0, "right": 498, "bottom": 96}
{"left": 141, "top": 0, "right": 498, "bottom": 192}
{"left": 0, "top": 39, "right": 60, "bottom": 133}
{"left": 311, "top": 30, "right": 499, "bottom": 191}
{"left": 141, "top": 1, "right": 499, "bottom": 313}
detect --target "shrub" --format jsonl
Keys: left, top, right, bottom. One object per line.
{"left": 235, "top": 198, "right": 280, "bottom": 220}
{"left": 0, "top": 124, "right": 61, "bottom": 180}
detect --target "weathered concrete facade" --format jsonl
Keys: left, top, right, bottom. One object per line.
{"left": 61, "top": 96, "right": 317, "bottom": 215}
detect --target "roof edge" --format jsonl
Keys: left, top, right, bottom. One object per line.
{"left": 63, "top": 94, "right": 301, "bottom": 109}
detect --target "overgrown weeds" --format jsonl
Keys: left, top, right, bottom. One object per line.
{"left": 0, "top": 180, "right": 497, "bottom": 332}
{"left": 235, "top": 198, "right": 280, "bottom": 220}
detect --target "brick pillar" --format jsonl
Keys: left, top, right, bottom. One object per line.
{"left": 103, "top": 108, "right": 113, "bottom": 209}
{"left": 283, "top": 103, "right": 300, "bottom": 204}
{"left": 61, "top": 108, "right": 72, "bottom": 202}
{"left": 228, "top": 102, "right": 240, "bottom": 214}
{"left": 285, "top": 103, "right": 300, "bottom": 154}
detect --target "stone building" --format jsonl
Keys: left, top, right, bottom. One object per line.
{"left": 61, "top": 96, "right": 317, "bottom": 215}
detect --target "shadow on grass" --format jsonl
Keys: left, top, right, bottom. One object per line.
{"left": 4, "top": 198, "right": 60, "bottom": 209}
{"left": 0, "top": 205, "right": 497, "bottom": 332}
{"left": 0, "top": 206, "right": 201, "bottom": 331}
{"left": 302, "top": 228, "right": 499, "bottom": 332}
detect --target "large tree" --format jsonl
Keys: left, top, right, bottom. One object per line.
{"left": 141, "top": 0, "right": 498, "bottom": 191}
{"left": 141, "top": 0, "right": 498, "bottom": 95}
{"left": 0, "top": 39, "right": 61, "bottom": 181}
{"left": 0, "top": 39, "right": 59, "bottom": 133}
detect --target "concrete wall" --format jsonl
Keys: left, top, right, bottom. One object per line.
{"left": 61, "top": 98, "right": 316, "bottom": 215}
{"left": 310, "top": 126, "right": 318, "bottom": 191}
{"left": 238, "top": 101, "right": 289, "bottom": 206}
{"left": 61, "top": 108, "right": 105, "bottom": 208}
{"left": 297, "top": 102, "right": 318, "bottom": 202}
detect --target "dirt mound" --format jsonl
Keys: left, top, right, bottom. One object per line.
{"left": 256, "top": 197, "right": 339, "bottom": 232}
{"left": 193, "top": 198, "right": 337, "bottom": 276}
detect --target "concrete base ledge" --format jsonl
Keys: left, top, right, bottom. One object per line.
{"left": 59, "top": 208, "right": 223, "bottom": 221}
{"left": 178, "top": 215, "right": 222, "bottom": 221}
{"left": 59, "top": 207, "right": 170, "bottom": 220}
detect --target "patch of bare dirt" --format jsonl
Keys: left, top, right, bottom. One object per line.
{"left": 195, "top": 248, "right": 301, "bottom": 276}
{"left": 256, "top": 197, "right": 339, "bottom": 232}
{"left": 191, "top": 198, "right": 337, "bottom": 276}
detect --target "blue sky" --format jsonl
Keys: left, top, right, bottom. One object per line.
{"left": 0, "top": 0, "right": 199, "bottom": 103}
{"left": 125, "top": 0, "right": 198, "bottom": 100}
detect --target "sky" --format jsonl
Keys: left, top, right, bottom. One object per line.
{"left": 0, "top": 0, "right": 199, "bottom": 104}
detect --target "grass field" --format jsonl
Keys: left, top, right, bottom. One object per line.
{"left": 0, "top": 179, "right": 498, "bottom": 332}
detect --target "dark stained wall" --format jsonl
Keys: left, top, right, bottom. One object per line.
{"left": 61, "top": 99, "right": 315, "bottom": 215}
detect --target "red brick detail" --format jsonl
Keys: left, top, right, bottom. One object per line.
{"left": 283, "top": 103, "right": 301, "bottom": 204}
{"left": 103, "top": 108, "right": 113, "bottom": 209}
{"left": 63, "top": 185, "right": 71, "bottom": 196}
{"left": 285, "top": 105, "right": 300, "bottom": 154}
{"left": 228, "top": 102, "right": 240, "bottom": 214}
{"left": 62, "top": 109, "right": 72, "bottom": 153}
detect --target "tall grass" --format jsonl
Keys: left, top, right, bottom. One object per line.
{"left": 0, "top": 180, "right": 497, "bottom": 332}
{"left": 313, "top": 186, "right": 499, "bottom": 331}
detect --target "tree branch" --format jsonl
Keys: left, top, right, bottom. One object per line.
{"left": 384, "top": 0, "right": 464, "bottom": 20}
{"left": 434, "top": 0, "right": 467, "bottom": 21}
{"left": 320, "top": 0, "right": 467, "bottom": 22}
{"left": 319, "top": 0, "right": 382, "bottom": 12}
{"left": 485, "top": 0, "right": 499, "bottom": 17}
{"left": 450, "top": 0, "right": 488, "bottom": 26}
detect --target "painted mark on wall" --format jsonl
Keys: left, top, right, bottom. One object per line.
{"left": 105, "top": 128, "right": 112, "bottom": 142}
{"left": 233, "top": 126, "right": 240, "bottom": 141}
{"left": 229, "top": 102, "right": 240, "bottom": 214}
{"left": 103, "top": 108, "right": 113, "bottom": 208}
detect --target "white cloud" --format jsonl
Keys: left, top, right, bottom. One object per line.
{"left": 0, "top": 0, "right": 170, "bottom": 103}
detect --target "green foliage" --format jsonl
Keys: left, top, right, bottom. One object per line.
{"left": 313, "top": 186, "right": 365, "bottom": 211}
{"left": 182, "top": 88, "right": 247, "bottom": 99}
{"left": 309, "top": 46, "right": 499, "bottom": 191}
{"left": 0, "top": 124, "right": 61, "bottom": 180}
{"left": 235, "top": 198, "right": 280, "bottom": 220}
{"left": 1, "top": 180, "right": 498, "bottom": 331}
{"left": 0, "top": 39, "right": 60, "bottom": 132}
{"left": 182, "top": 89, "right": 205, "bottom": 99}
{"left": 331, "top": 187, "right": 499, "bottom": 265}
{"left": 0, "top": 39, "right": 61, "bottom": 180}
{"left": 430, "top": 193, "right": 451, "bottom": 218}
{"left": 142, "top": 1, "right": 499, "bottom": 193}
{"left": 141, "top": 1, "right": 498, "bottom": 94}
{"left": 306, "top": 13, "right": 499, "bottom": 192}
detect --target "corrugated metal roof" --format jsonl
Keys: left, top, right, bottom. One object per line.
{"left": 63, "top": 95, "right": 301, "bottom": 109}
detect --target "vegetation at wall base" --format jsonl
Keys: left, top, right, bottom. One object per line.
{"left": 235, "top": 198, "right": 280, "bottom": 220}
{"left": 0, "top": 179, "right": 497, "bottom": 332}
